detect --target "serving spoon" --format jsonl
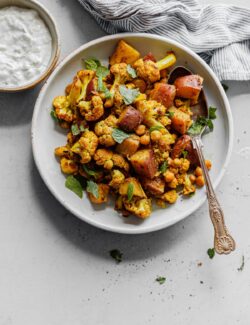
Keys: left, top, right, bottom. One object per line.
{"left": 169, "top": 67, "right": 236, "bottom": 255}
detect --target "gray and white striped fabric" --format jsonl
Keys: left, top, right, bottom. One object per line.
{"left": 77, "top": 0, "right": 250, "bottom": 81}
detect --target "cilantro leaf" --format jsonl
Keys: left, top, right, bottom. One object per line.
{"left": 207, "top": 248, "right": 215, "bottom": 259}
{"left": 65, "top": 175, "right": 83, "bottom": 198}
{"left": 188, "top": 116, "right": 212, "bottom": 135}
{"left": 221, "top": 83, "right": 229, "bottom": 92}
{"left": 50, "top": 109, "right": 59, "bottom": 122}
{"left": 110, "top": 249, "right": 123, "bottom": 263}
{"left": 82, "top": 165, "right": 98, "bottom": 178}
{"left": 127, "top": 183, "right": 134, "bottom": 202}
{"left": 149, "top": 125, "right": 164, "bottom": 133}
{"left": 86, "top": 180, "right": 99, "bottom": 198}
{"left": 112, "top": 128, "right": 130, "bottom": 144}
{"left": 96, "top": 66, "right": 109, "bottom": 79}
{"left": 159, "top": 161, "right": 168, "bottom": 173}
{"left": 166, "top": 111, "right": 175, "bottom": 118}
{"left": 156, "top": 276, "right": 166, "bottom": 285}
{"left": 182, "top": 150, "right": 188, "bottom": 159}
{"left": 119, "top": 85, "right": 140, "bottom": 105}
{"left": 83, "top": 57, "right": 101, "bottom": 71}
{"left": 127, "top": 64, "right": 137, "bottom": 78}
{"left": 209, "top": 106, "right": 217, "bottom": 120}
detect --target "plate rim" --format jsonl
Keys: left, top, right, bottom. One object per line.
{"left": 31, "top": 32, "right": 234, "bottom": 234}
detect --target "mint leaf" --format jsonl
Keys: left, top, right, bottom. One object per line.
{"left": 50, "top": 109, "right": 59, "bottom": 122}
{"left": 119, "top": 85, "right": 140, "bottom": 105}
{"left": 166, "top": 111, "right": 175, "bottom": 118}
{"left": 209, "top": 106, "right": 217, "bottom": 120}
{"left": 127, "top": 64, "right": 137, "bottom": 78}
{"left": 86, "top": 180, "right": 99, "bottom": 198}
{"left": 96, "top": 66, "right": 109, "bottom": 79}
{"left": 149, "top": 125, "right": 164, "bottom": 133}
{"left": 82, "top": 165, "right": 98, "bottom": 178}
{"left": 156, "top": 276, "right": 166, "bottom": 285}
{"left": 112, "top": 128, "right": 130, "bottom": 144}
{"left": 207, "top": 248, "right": 215, "bottom": 259}
{"left": 110, "top": 249, "right": 123, "bottom": 263}
{"left": 71, "top": 124, "right": 80, "bottom": 136}
{"left": 159, "top": 161, "right": 168, "bottom": 173}
{"left": 65, "top": 175, "right": 83, "bottom": 198}
{"left": 83, "top": 57, "right": 101, "bottom": 71}
{"left": 127, "top": 183, "right": 134, "bottom": 202}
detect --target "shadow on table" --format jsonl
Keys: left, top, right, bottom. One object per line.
{"left": 30, "top": 155, "right": 195, "bottom": 262}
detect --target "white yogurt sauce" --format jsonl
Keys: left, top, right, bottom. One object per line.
{"left": 0, "top": 6, "right": 52, "bottom": 88}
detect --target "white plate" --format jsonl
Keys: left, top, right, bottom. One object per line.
{"left": 32, "top": 33, "right": 233, "bottom": 234}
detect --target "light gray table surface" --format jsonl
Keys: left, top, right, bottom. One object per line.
{"left": 1, "top": 0, "right": 250, "bottom": 324}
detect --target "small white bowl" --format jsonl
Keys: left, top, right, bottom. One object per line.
{"left": 0, "top": 0, "right": 60, "bottom": 92}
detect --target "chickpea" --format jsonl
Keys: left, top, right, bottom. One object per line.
{"left": 140, "top": 134, "right": 150, "bottom": 145}
{"left": 164, "top": 171, "right": 175, "bottom": 183}
{"left": 196, "top": 175, "right": 205, "bottom": 187}
{"left": 150, "top": 130, "right": 162, "bottom": 142}
{"left": 135, "top": 124, "right": 146, "bottom": 136}
{"left": 173, "top": 158, "right": 181, "bottom": 168}
{"left": 189, "top": 175, "right": 196, "bottom": 184}
{"left": 194, "top": 166, "right": 203, "bottom": 177}
{"left": 205, "top": 160, "right": 212, "bottom": 170}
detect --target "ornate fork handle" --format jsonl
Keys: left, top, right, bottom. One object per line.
{"left": 192, "top": 136, "right": 236, "bottom": 254}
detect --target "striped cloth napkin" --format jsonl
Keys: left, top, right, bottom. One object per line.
{"left": 77, "top": 0, "right": 250, "bottom": 81}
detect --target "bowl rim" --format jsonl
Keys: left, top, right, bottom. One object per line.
{"left": 32, "top": 32, "right": 234, "bottom": 234}
{"left": 0, "top": 0, "right": 60, "bottom": 93}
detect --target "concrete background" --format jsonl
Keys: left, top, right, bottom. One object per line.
{"left": 0, "top": 0, "right": 250, "bottom": 324}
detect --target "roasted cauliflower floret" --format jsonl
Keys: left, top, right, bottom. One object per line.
{"left": 105, "top": 63, "right": 132, "bottom": 108}
{"left": 94, "top": 149, "right": 129, "bottom": 171}
{"left": 136, "top": 100, "right": 168, "bottom": 130}
{"left": 71, "top": 130, "right": 98, "bottom": 164}
{"left": 54, "top": 145, "right": 71, "bottom": 158}
{"left": 53, "top": 96, "right": 76, "bottom": 122}
{"left": 109, "top": 170, "right": 125, "bottom": 189}
{"left": 94, "top": 114, "right": 118, "bottom": 147}
{"left": 183, "top": 174, "right": 196, "bottom": 195}
{"left": 68, "top": 70, "right": 95, "bottom": 106}
{"left": 78, "top": 95, "right": 104, "bottom": 121}
{"left": 123, "top": 197, "right": 152, "bottom": 219}
{"left": 161, "top": 190, "right": 178, "bottom": 204}
{"left": 179, "top": 158, "right": 190, "bottom": 173}
{"left": 88, "top": 184, "right": 109, "bottom": 204}
{"left": 60, "top": 158, "right": 78, "bottom": 174}
{"left": 134, "top": 58, "right": 160, "bottom": 83}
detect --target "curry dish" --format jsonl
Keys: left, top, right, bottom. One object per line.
{"left": 52, "top": 39, "right": 212, "bottom": 219}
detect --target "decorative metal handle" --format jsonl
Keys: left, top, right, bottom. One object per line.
{"left": 192, "top": 136, "right": 236, "bottom": 254}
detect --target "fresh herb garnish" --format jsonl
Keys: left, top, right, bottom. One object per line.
{"left": 119, "top": 85, "right": 140, "bottom": 105}
{"left": 110, "top": 249, "right": 123, "bottom": 263}
{"left": 82, "top": 165, "right": 98, "bottom": 178}
{"left": 50, "top": 109, "right": 59, "bottom": 122}
{"left": 167, "top": 111, "right": 175, "bottom": 118}
{"left": 221, "top": 83, "right": 229, "bottom": 92}
{"left": 127, "top": 64, "right": 137, "bottom": 78}
{"left": 207, "top": 247, "right": 215, "bottom": 259}
{"left": 208, "top": 106, "right": 217, "bottom": 120}
{"left": 65, "top": 175, "right": 83, "bottom": 198}
{"left": 71, "top": 124, "right": 86, "bottom": 136}
{"left": 156, "top": 276, "right": 166, "bottom": 285}
{"left": 237, "top": 255, "right": 245, "bottom": 271}
{"left": 86, "top": 180, "right": 99, "bottom": 198}
{"left": 96, "top": 65, "right": 111, "bottom": 98}
{"left": 149, "top": 125, "right": 164, "bottom": 133}
{"left": 83, "top": 57, "right": 101, "bottom": 71}
{"left": 159, "top": 161, "right": 168, "bottom": 173}
{"left": 96, "top": 66, "right": 110, "bottom": 79}
{"left": 182, "top": 150, "right": 188, "bottom": 159}
{"left": 127, "top": 183, "right": 134, "bottom": 202}
{"left": 112, "top": 128, "right": 130, "bottom": 144}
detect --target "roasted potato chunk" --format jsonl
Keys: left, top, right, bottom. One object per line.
{"left": 171, "top": 134, "right": 199, "bottom": 165}
{"left": 169, "top": 107, "right": 192, "bottom": 134}
{"left": 150, "top": 83, "right": 176, "bottom": 109}
{"left": 109, "top": 40, "right": 140, "bottom": 65}
{"left": 140, "top": 177, "right": 165, "bottom": 196}
{"left": 116, "top": 135, "right": 140, "bottom": 157}
{"left": 174, "top": 75, "right": 203, "bottom": 102}
{"left": 119, "top": 177, "right": 146, "bottom": 198}
{"left": 117, "top": 106, "right": 143, "bottom": 132}
{"left": 130, "top": 149, "right": 158, "bottom": 179}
